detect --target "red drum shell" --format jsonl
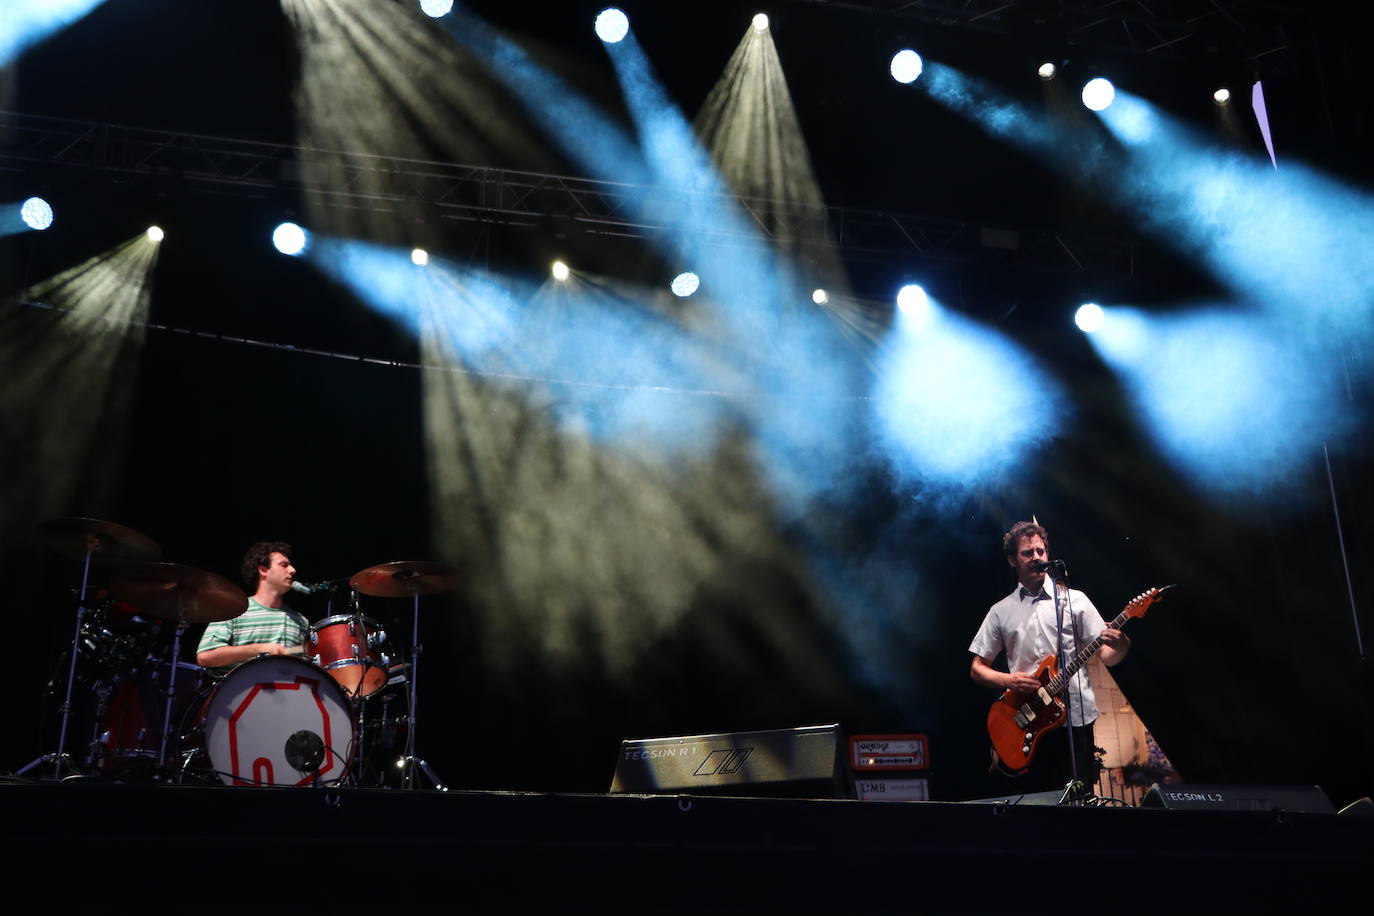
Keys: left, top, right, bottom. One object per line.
{"left": 308, "top": 614, "right": 388, "bottom": 698}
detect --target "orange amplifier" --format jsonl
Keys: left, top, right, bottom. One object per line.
{"left": 848, "top": 734, "right": 931, "bottom": 802}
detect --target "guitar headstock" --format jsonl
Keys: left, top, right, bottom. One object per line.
{"left": 1124, "top": 585, "right": 1175, "bottom": 620}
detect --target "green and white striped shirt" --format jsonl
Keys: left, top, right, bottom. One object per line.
{"left": 197, "top": 597, "right": 309, "bottom": 673}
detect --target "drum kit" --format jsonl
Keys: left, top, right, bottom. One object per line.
{"left": 20, "top": 517, "right": 458, "bottom": 790}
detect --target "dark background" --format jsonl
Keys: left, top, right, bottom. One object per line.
{"left": 2, "top": 0, "right": 1371, "bottom": 804}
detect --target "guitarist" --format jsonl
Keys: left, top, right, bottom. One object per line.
{"left": 968, "top": 520, "right": 1130, "bottom": 791}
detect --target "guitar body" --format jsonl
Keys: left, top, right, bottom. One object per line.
{"left": 986, "top": 654, "right": 1066, "bottom": 773}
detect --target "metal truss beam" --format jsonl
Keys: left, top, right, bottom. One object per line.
{"left": 1, "top": 110, "right": 1134, "bottom": 276}
{"left": 791, "top": 0, "right": 1292, "bottom": 61}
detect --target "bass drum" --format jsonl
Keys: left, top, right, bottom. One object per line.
{"left": 200, "top": 655, "right": 354, "bottom": 787}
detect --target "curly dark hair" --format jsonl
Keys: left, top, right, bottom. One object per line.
{"left": 241, "top": 541, "right": 293, "bottom": 591}
{"left": 1002, "top": 521, "right": 1048, "bottom": 557}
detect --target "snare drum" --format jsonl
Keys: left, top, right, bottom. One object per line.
{"left": 307, "top": 614, "right": 389, "bottom": 698}
{"left": 199, "top": 655, "right": 354, "bottom": 787}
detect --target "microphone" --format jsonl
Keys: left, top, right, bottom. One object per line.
{"left": 284, "top": 729, "right": 326, "bottom": 773}
{"left": 1029, "top": 559, "right": 1068, "bottom": 575}
{"left": 290, "top": 579, "right": 337, "bottom": 595}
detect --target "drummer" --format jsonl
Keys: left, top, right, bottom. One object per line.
{"left": 196, "top": 541, "right": 309, "bottom": 673}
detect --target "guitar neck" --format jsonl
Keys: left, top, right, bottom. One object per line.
{"left": 1049, "top": 605, "right": 1135, "bottom": 695}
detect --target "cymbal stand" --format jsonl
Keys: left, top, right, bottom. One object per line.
{"left": 19, "top": 543, "right": 98, "bottom": 779}
{"left": 399, "top": 586, "right": 445, "bottom": 790}
{"left": 348, "top": 584, "right": 368, "bottom": 786}
{"left": 156, "top": 601, "right": 191, "bottom": 773}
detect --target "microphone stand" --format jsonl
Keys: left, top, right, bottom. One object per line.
{"left": 1048, "top": 562, "right": 1083, "bottom": 805}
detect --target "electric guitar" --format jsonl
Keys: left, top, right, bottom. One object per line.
{"left": 986, "top": 585, "right": 1174, "bottom": 774}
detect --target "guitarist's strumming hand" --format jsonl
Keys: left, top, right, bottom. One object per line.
{"left": 1005, "top": 671, "right": 1044, "bottom": 694}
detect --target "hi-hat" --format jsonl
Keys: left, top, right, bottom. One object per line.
{"left": 37, "top": 518, "right": 161, "bottom": 565}
{"left": 110, "top": 562, "right": 248, "bottom": 623}
{"left": 349, "top": 561, "right": 458, "bottom": 598}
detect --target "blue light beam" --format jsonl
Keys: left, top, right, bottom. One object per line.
{"left": 312, "top": 239, "right": 735, "bottom": 455}
{"left": 1094, "top": 89, "right": 1374, "bottom": 353}
{"left": 1, "top": 1, "right": 107, "bottom": 66}
{"left": 1087, "top": 305, "right": 1353, "bottom": 496}
{"left": 872, "top": 294, "right": 1067, "bottom": 491}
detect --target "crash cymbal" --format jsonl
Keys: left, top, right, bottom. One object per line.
{"left": 349, "top": 561, "right": 458, "bottom": 598}
{"left": 110, "top": 562, "right": 248, "bottom": 624}
{"left": 37, "top": 517, "right": 161, "bottom": 565}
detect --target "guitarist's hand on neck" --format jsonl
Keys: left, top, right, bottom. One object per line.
{"left": 1099, "top": 627, "right": 1131, "bottom": 665}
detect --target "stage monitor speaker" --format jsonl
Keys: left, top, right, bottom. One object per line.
{"left": 609, "top": 724, "right": 842, "bottom": 799}
{"left": 1142, "top": 783, "right": 1335, "bottom": 814}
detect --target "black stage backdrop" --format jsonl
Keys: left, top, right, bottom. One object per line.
{"left": 2, "top": 0, "right": 1371, "bottom": 805}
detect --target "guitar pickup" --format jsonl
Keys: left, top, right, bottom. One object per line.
{"left": 1014, "top": 706, "right": 1032, "bottom": 728}
{"left": 1036, "top": 687, "right": 1052, "bottom": 705}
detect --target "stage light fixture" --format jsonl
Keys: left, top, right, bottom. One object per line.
{"left": 551, "top": 260, "right": 571, "bottom": 281}
{"left": 1213, "top": 87, "right": 1231, "bottom": 105}
{"left": 595, "top": 8, "right": 629, "bottom": 43}
{"left": 146, "top": 226, "right": 164, "bottom": 243}
{"left": 896, "top": 284, "right": 928, "bottom": 314}
{"left": 1081, "top": 78, "right": 1115, "bottom": 111}
{"left": 20, "top": 197, "right": 53, "bottom": 231}
{"left": 411, "top": 248, "right": 429, "bottom": 266}
{"left": 272, "top": 222, "right": 308, "bottom": 256}
{"left": 1038, "top": 62, "right": 1057, "bottom": 81}
{"left": 670, "top": 271, "right": 700, "bottom": 298}
{"left": 419, "top": 0, "right": 453, "bottom": 17}
{"left": 752, "top": 13, "right": 769, "bottom": 31}
{"left": 811, "top": 289, "right": 828, "bottom": 305}
{"left": 890, "top": 49, "right": 923, "bottom": 84}
{"left": 1075, "top": 302, "right": 1105, "bottom": 333}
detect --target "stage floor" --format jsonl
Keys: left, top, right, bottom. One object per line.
{"left": 3, "top": 778, "right": 1369, "bottom": 912}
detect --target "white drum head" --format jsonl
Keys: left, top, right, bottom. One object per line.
{"left": 202, "top": 655, "right": 354, "bottom": 787}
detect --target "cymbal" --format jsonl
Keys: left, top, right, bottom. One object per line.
{"left": 110, "top": 562, "right": 248, "bottom": 623}
{"left": 349, "top": 561, "right": 458, "bottom": 598}
{"left": 37, "top": 517, "right": 161, "bottom": 565}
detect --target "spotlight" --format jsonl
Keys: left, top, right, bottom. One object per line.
{"left": 595, "top": 8, "right": 629, "bottom": 43}
{"left": 20, "top": 197, "right": 53, "bottom": 231}
{"left": 1213, "top": 87, "right": 1231, "bottom": 105}
{"left": 551, "top": 260, "right": 570, "bottom": 281}
{"left": 811, "top": 288, "right": 828, "bottom": 305}
{"left": 1075, "top": 302, "right": 1105, "bottom": 333}
{"left": 419, "top": 0, "right": 453, "bottom": 16}
{"left": 752, "top": 13, "right": 769, "bottom": 32}
{"left": 411, "top": 248, "right": 429, "bottom": 266}
{"left": 272, "top": 222, "right": 308, "bottom": 256}
{"left": 146, "top": 225, "right": 164, "bottom": 243}
{"left": 890, "top": 49, "right": 923, "bottom": 84}
{"left": 1081, "top": 77, "right": 1115, "bottom": 112}
{"left": 670, "top": 271, "right": 700, "bottom": 298}
{"left": 1038, "top": 62, "right": 1057, "bottom": 81}
{"left": 896, "top": 284, "right": 927, "bottom": 313}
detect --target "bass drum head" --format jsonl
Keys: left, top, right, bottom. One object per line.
{"left": 202, "top": 655, "right": 354, "bottom": 787}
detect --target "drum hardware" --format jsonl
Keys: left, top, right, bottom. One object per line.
{"left": 20, "top": 518, "right": 162, "bottom": 780}
{"left": 108, "top": 562, "right": 247, "bottom": 773}
{"left": 349, "top": 560, "right": 458, "bottom": 791}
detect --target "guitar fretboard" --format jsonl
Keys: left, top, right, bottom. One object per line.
{"left": 1047, "top": 591, "right": 1156, "bottom": 695}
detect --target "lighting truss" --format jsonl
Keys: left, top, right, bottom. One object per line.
{"left": 0, "top": 110, "right": 1134, "bottom": 276}
{"left": 791, "top": 0, "right": 1291, "bottom": 61}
